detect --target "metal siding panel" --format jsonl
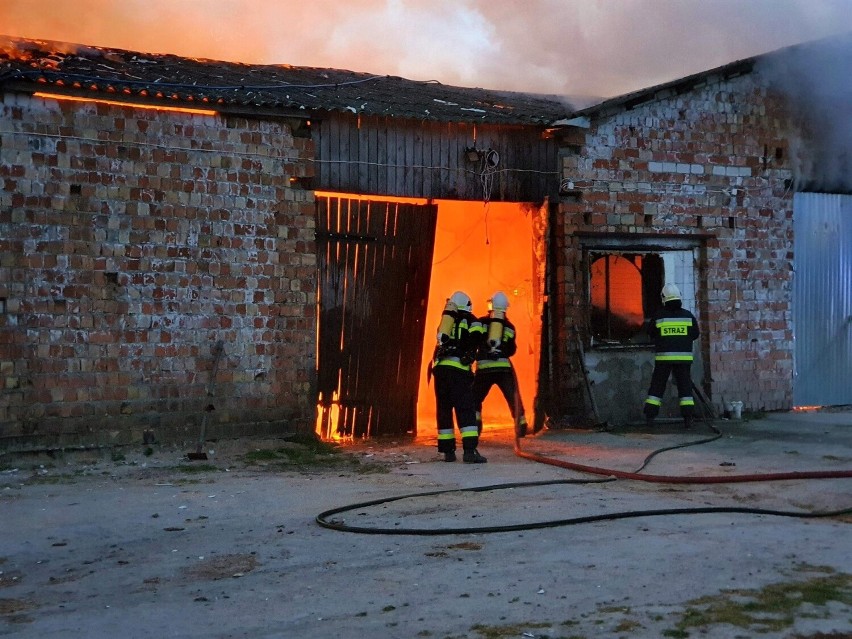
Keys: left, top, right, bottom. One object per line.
{"left": 793, "top": 192, "right": 852, "bottom": 406}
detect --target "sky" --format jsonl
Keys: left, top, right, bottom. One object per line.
{"left": 2, "top": 0, "right": 852, "bottom": 103}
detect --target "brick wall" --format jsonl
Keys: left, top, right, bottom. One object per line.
{"left": 0, "top": 93, "right": 317, "bottom": 449}
{"left": 557, "top": 71, "right": 796, "bottom": 416}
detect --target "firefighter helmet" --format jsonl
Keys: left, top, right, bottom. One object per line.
{"left": 449, "top": 290, "right": 472, "bottom": 312}
{"left": 661, "top": 284, "right": 681, "bottom": 303}
{"left": 489, "top": 290, "right": 510, "bottom": 312}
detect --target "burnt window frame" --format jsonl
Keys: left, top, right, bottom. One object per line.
{"left": 588, "top": 251, "right": 663, "bottom": 345}
{"left": 578, "top": 235, "right": 702, "bottom": 350}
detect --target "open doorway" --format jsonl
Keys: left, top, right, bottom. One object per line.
{"left": 416, "top": 200, "right": 542, "bottom": 442}
{"left": 314, "top": 193, "right": 543, "bottom": 442}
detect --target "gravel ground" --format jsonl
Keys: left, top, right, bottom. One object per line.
{"left": 1, "top": 410, "right": 851, "bottom": 639}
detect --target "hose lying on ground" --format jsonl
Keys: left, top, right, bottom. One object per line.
{"left": 316, "top": 420, "right": 852, "bottom": 535}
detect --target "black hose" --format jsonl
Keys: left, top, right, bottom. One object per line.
{"left": 315, "top": 478, "right": 852, "bottom": 535}
{"left": 316, "top": 412, "right": 852, "bottom": 535}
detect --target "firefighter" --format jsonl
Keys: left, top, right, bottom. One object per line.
{"left": 643, "top": 283, "right": 700, "bottom": 429}
{"left": 473, "top": 291, "right": 528, "bottom": 437}
{"left": 431, "top": 291, "right": 488, "bottom": 463}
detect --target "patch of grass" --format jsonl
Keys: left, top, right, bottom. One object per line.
{"left": 598, "top": 605, "right": 631, "bottom": 614}
{"left": 0, "top": 597, "right": 38, "bottom": 615}
{"left": 666, "top": 567, "right": 851, "bottom": 636}
{"left": 614, "top": 619, "right": 642, "bottom": 632}
{"left": 283, "top": 432, "right": 338, "bottom": 452}
{"left": 351, "top": 458, "right": 391, "bottom": 474}
{"left": 241, "top": 436, "right": 390, "bottom": 473}
{"left": 244, "top": 449, "right": 280, "bottom": 462}
{"left": 470, "top": 622, "right": 552, "bottom": 638}
{"left": 22, "top": 473, "right": 77, "bottom": 486}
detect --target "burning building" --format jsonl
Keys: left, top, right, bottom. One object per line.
{"left": 0, "top": 36, "right": 566, "bottom": 449}
{"left": 548, "top": 34, "right": 852, "bottom": 424}
{"left": 0, "top": 33, "right": 850, "bottom": 451}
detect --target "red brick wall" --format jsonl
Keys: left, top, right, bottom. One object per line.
{"left": 556, "top": 71, "right": 796, "bottom": 416}
{"left": 0, "top": 93, "right": 317, "bottom": 448}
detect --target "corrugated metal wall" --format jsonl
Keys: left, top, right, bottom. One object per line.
{"left": 314, "top": 112, "right": 557, "bottom": 202}
{"left": 792, "top": 193, "right": 852, "bottom": 406}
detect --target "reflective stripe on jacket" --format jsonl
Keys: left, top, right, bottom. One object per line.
{"left": 434, "top": 310, "right": 485, "bottom": 373}
{"left": 648, "top": 304, "right": 699, "bottom": 361}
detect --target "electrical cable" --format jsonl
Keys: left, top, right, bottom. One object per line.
{"left": 1, "top": 129, "right": 556, "bottom": 179}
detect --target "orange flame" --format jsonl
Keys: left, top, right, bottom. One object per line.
{"left": 33, "top": 92, "right": 217, "bottom": 116}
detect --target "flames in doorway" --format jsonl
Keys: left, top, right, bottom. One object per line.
{"left": 314, "top": 196, "right": 544, "bottom": 442}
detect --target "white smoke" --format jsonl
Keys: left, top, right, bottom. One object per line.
{"left": 756, "top": 34, "right": 852, "bottom": 192}
{"left": 2, "top": 0, "right": 852, "bottom": 100}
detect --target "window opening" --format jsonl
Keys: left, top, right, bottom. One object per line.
{"left": 589, "top": 251, "right": 664, "bottom": 344}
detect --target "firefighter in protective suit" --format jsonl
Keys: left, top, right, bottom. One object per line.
{"left": 643, "top": 284, "right": 700, "bottom": 429}
{"left": 431, "top": 291, "right": 487, "bottom": 463}
{"left": 473, "top": 291, "right": 528, "bottom": 437}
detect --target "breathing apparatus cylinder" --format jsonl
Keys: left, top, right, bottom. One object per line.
{"left": 437, "top": 301, "right": 456, "bottom": 344}
{"left": 437, "top": 291, "right": 469, "bottom": 344}
{"left": 487, "top": 311, "right": 505, "bottom": 350}
{"left": 487, "top": 291, "right": 509, "bottom": 350}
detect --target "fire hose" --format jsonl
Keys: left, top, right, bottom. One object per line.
{"left": 317, "top": 414, "right": 852, "bottom": 535}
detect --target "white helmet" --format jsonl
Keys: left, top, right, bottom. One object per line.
{"left": 489, "top": 290, "right": 509, "bottom": 311}
{"left": 661, "top": 283, "right": 681, "bottom": 303}
{"left": 449, "top": 290, "right": 472, "bottom": 311}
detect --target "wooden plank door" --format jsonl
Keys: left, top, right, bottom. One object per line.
{"left": 315, "top": 195, "right": 437, "bottom": 439}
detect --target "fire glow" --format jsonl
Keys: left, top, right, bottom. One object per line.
{"left": 33, "top": 92, "right": 218, "bottom": 116}
{"left": 314, "top": 195, "right": 540, "bottom": 442}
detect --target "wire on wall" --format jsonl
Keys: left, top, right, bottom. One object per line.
{"left": 2, "top": 129, "right": 558, "bottom": 180}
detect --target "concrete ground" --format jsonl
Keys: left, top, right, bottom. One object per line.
{"left": 1, "top": 409, "right": 850, "bottom": 639}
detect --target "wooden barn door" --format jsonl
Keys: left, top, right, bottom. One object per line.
{"left": 315, "top": 195, "right": 438, "bottom": 439}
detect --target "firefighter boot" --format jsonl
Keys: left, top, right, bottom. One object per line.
{"left": 443, "top": 451, "right": 457, "bottom": 462}
{"left": 644, "top": 406, "right": 655, "bottom": 429}
{"left": 463, "top": 449, "right": 488, "bottom": 464}
{"left": 683, "top": 415, "right": 693, "bottom": 430}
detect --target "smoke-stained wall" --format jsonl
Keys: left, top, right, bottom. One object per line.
{"left": 555, "top": 69, "right": 797, "bottom": 422}
{"left": 0, "top": 93, "right": 317, "bottom": 449}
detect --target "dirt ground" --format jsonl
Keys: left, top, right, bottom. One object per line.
{"left": 1, "top": 411, "right": 851, "bottom": 639}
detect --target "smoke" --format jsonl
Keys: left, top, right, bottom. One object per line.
{"left": 1, "top": 0, "right": 851, "bottom": 100}
{"left": 756, "top": 35, "right": 852, "bottom": 192}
